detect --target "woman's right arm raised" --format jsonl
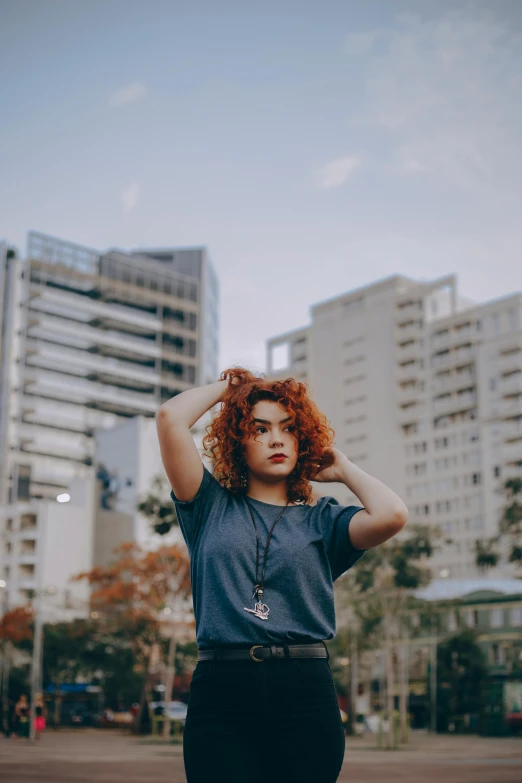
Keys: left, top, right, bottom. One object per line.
{"left": 156, "top": 379, "right": 229, "bottom": 502}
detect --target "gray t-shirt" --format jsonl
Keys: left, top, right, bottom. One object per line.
{"left": 170, "top": 466, "right": 367, "bottom": 650}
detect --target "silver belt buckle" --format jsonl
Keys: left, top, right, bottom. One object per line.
{"left": 249, "top": 644, "right": 264, "bottom": 663}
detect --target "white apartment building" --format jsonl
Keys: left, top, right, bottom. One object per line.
{"left": 0, "top": 476, "right": 95, "bottom": 616}
{"left": 94, "top": 413, "right": 211, "bottom": 552}
{"left": 266, "top": 274, "right": 522, "bottom": 580}
{"left": 0, "top": 231, "right": 219, "bottom": 505}
{"left": 0, "top": 230, "right": 219, "bottom": 617}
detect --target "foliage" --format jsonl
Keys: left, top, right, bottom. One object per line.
{"left": 137, "top": 474, "right": 179, "bottom": 536}
{"left": 475, "top": 477, "right": 522, "bottom": 572}
{"left": 435, "top": 630, "right": 488, "bottom": 731}
{"left": 0, "top": 605, "right": 33, "bottom": 643}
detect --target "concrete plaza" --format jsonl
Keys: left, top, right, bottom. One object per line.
{"left": 0, "top": 728, "right": 521, "bottom": 782}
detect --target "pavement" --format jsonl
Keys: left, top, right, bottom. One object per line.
{"left": 0, "top": 728, "right": 521, "bottom": 782}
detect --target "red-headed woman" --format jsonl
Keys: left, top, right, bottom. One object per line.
{"left": 156, "top": 368, "right": 408, "bottom": 783}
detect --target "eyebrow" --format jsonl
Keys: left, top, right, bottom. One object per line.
{"left": 253, "top": 417, "right": 292, "bottom": 425}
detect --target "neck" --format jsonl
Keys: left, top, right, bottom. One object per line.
{"left": 246, "top": 474, "right": 292, "bottom": 506}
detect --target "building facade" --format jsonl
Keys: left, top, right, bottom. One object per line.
{"left": 266, "top": 274, "right": 522, "bottom": 579}
{"left": 0, "top": 231, "right": 219, "bottom": 505}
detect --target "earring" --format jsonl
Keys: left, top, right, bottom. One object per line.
{"left": 240, "top": 468, "right": 248, "bottom": 489}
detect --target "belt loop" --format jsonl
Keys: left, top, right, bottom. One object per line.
{"left": 282, "top": 643, "right": 291, "bottom": 659}
{"left": 323, "top": 641, "right": 329, "bottom": 660}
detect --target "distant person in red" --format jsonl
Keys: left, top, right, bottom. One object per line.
{"left": 34, "top": 693, "right": 47, "bottom": 739}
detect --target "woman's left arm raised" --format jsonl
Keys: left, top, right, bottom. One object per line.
{"left": 313, "top": 448, "right": 408, "bottom": 549}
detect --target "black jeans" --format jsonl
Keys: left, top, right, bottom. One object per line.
{"left": 183, "top": 653, "right": 346, "bottom": 782}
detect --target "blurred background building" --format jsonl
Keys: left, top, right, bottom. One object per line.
{"left": 0, "top": 230, "right": 219, "bottom": 618}
{"left": 266, "top": 273, "right": 522, "bottom": 580}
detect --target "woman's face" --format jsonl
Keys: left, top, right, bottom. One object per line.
{"left": 242, "top": 400, "right": 298, "bottom": 482}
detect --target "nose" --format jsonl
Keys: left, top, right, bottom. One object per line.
{"left": 270, "top": 433, "right": 284, "bottom": 449}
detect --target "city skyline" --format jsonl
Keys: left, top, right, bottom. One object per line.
{"left": 2, "top": 0, "right": 522, "bottom": 373}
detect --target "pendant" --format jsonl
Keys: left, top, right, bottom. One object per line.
{"left": 244, "top": 586, "right": 270, "bottom": 620}
{"left": 244, "top": 600, "right": 270, "bottom": 620}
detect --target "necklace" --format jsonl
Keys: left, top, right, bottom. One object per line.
{"left": 243, "top": 497, "right": 289, "bottom": 621}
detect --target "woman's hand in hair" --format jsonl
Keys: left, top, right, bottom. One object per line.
{"left": 310, "top": 448, "right": 349, "bottom": 484}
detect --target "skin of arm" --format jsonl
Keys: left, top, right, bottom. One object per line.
{"left": 157, "top": 379, "right": 229, "bottom": 429}
{"left": 312, "top": 447, "right": 408, "bottom": 549}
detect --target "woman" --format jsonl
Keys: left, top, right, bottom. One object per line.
{"left": 34, "top": 693, "right": 47, "bottom": 739}
{"left": 156, "top": 368, "right": 408, "bottom": 783}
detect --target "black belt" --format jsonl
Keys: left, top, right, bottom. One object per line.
{"left": 198, "top": 642, "right": 329, "bottom": 664}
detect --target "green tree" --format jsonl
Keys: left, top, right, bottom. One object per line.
{"left": 336, "top": 523, "right": 437, "bottom": 746}
{"left": 475, "top": 477, "right": 522, "bottom": 572}
{"left": 137, "top": 474, "right": 178, "bottom": 536}
{"left": 436, "top": 630, "right": 488, "bottom": 733}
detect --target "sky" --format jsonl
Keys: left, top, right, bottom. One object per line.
{"left": 1, "top": 0, "right": 522, "bottom": 374}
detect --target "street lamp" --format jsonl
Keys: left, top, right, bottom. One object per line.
{"left": 1, "top": 580, "right": 9, "bottom": 735}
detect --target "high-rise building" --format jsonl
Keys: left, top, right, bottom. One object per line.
{"left": 266, "top": 274, "right": 522, "bottom": 579}
{"left": 0, "top": 231, "right": 219, "bottom": 504}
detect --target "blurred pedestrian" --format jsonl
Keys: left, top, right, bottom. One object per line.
{"left": 13, "top": 694, "right": 30, "bottom": 739}
{"left": 157, "top": 369, "right": 408, "bottom": 782}
{"left": 34, "top": 693, "right": 47, "bottom": 739}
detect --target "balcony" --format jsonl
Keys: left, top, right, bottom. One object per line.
{"left": 396, "top": 321, "right": 422, "bottom": 342}
{"left": 398, "top": 384, "right": 423, "bottom": 405}
{"left": 503, "top": 441, "right": 522, "bottom": 464}
{"left": 500, "top": 374, "right": 522, "bottom": 397}
{"left": 432, "top": 392, "right": 477, "bottom": 416}
{"left": 432, "top": 347, "right": 476, "bottom": 371}
{"left": 397, "top": 342, "right": 423, "bottom": 364}
{"left": 432, "top": 371, "right": 475, "bottom": 394}
{"left": 498, "top": 351, "right": 522, "bottom": 375}
{"left": 397, "top": 362, "right": 422, "bottom": 382}
{"left": 30, "top": 286, "right": 162, "bottom": 335}
{"left": 431, "top": 332, "right": 451, "bottom": 351}
{"left": 504, "top": 419, "right": 522, "bottom": 441}
{"left": 18, "top": 554, "right": 37, "bottom": 565}
{"left": 501, "top": 397, "right": 522, "bottom": 419}
{"left": 396, "top": 302, "right": 422, "bottom": 322}
{"left": 398, "top": 404, "right": 425, "bottom": 425}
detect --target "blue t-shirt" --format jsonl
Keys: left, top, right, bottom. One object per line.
{"left": 170, "top": 465, "right": 367, "bottom": 650}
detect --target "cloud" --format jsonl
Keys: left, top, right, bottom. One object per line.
{"left": 121, "top": 182, "right": 140, "bottom": 211}
{"left": 316, "top": 155, "right": 363, "bottom": 189}
{"left": 345, "top": 31, "right": 380, "bottom": 56}
{"left": 109, "top": 82, "right": 147, "bottom": 107}
{"left": 350, "top": 7, "right": 522, "bottom": 189}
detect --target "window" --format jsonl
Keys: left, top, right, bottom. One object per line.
{"left": 490, "top": 608, "right": 503, "bottom": 628}
{"left": 509, "top": 606, "right": 522, "bottom": 626}
{"left": 447, "top": 612, "right": 457, "bottom": 631}
{"left": 494, "top": 466, "right": 501, "bottom": 478}
{"left": 463, "top": 609, "right": 479, "bottom": 628}
{"left": 492, "top": 313, "right": 501, "bottom": 334}
{"left": 490, "top": 643, "right": 506, "bottom": 666}
{"left": 508, "top": 308, "right": 518, "bottom": 332}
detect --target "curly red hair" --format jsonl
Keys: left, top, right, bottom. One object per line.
{"left": 202, "top": 367, "right": 334, "bottom": 504}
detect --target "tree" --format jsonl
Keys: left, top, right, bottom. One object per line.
{"left": 475, "top": 477, "right": 522, "bottom": 572}
{"left": 137, "top": 474, "right": 179, "bottom": 536}
{"left": 436, "top": 630, "right": 487, "bottom": 733}
{"left": 336, "top": 523, "right": 437, "bottom": 747}
{"left": 137, "top": 475, "right": 190, "bottom": 735}
{"left": 0, "top": 606, "right": 33, "bottom": 644}
{"left": 42, "top": 620, "right": 97, "bottom": 725}
{"left": 74, "top": 541, "right": 193, "bottom": 733}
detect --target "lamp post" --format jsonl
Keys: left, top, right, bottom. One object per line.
{"left": 0, "top": 579, "right": 9, "bottom": 736}
{"left": 29, "top": 588, "right": 44, "bottom": 742}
